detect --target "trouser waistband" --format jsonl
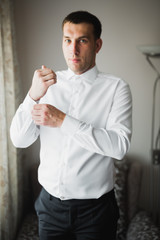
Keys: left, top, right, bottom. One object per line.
{"left": 42, "top": 188, "right": 115, "bottom": 207}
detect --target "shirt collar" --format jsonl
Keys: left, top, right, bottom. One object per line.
{"left": 67, "top": 66, "right": 98, "bottom": 84}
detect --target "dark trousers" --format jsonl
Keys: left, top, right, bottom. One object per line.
{"left": 35, "top": 188, "right": 119, "bottom": 240}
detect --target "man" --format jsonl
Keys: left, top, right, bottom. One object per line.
{"left": 10, "top": 11, "right": 132, "bottom": 240}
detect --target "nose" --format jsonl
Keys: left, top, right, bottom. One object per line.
{"left": 71, "top": 41, "right": 79, "bottom": 55}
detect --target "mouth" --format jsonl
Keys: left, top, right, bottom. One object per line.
{"left": 70, "top": 58, "right": 81, "bottom": 63}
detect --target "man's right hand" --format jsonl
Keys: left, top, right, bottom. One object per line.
{"left": 29, "top": 65, "right": 57, "bottom": 101}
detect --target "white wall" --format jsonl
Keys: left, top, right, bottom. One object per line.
{"left": 14, "top": 0, "right": 160, "bottom": 215}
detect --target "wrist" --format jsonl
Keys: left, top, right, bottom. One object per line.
{"left": 29, "top": 89, "right": 40, "bottom": 101}
{"left": 59, "top": 113, "right": 66, "bottom": 127}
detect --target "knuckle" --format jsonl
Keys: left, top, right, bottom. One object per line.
{"left": 41, "top": 114, "right": 46, "bottom": 122}
{"left": 43, "top": 115, "right": 47, "bottom": 121}
{"left": 51, "top": 70, "right": 56, "bottom": 76}
{"left": 35, "top": 69, "right": 40, "bottom": 75}
{"left": 43, "top": 111, "right": 47, "bottom": 116}
{"left": 35, "top": 69, "right": 42, "bottom": 77}
{"left": 51, "top": 73, "right": 54, "bottom": 78}
{"left": 46, "top": 68, "right": 51, "bottom": 74}
{"left": 37, "top": 72, "right": 41, "bottom": 78}
{"left": 43, "top": 104, "right": 49, "bottom": 112}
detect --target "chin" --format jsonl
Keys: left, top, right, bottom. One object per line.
{"left": 69, "top": 66, "right": 82, "bottom": 74}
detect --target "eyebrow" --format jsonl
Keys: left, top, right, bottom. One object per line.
{"left": 63, "top": 35, "right": 89, "bottom": 39}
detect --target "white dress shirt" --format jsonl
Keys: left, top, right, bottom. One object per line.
{"left": 10, "top": 66, "right": 132, "bottom": 200}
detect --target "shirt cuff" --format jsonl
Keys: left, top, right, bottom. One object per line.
{"left": 22, "top": 93, "right": 38, "bottom": 113}
{"left": 61, "top": 115, "right": 80, "bottom": 136}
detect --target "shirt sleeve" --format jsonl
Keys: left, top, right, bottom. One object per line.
{"left": 10, "top": 93, "right": 40, "bottom": 148}
{"left": 61, "top": 82, "right": 132, "bottom": 160}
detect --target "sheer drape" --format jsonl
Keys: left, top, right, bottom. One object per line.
{"left": 0, "top": 0, "right": 22, "bottom": 239}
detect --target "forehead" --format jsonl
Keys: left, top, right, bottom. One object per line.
{"left": 63, "top": 22, "right": 94, "bottom": 37}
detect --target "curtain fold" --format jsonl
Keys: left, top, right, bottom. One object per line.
{"left": 0, "top": 0, "right": 22, "bottom": 239}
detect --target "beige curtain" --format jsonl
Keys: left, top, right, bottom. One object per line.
{"left": 0, "top": 0, "right": 22, "bottom": 239}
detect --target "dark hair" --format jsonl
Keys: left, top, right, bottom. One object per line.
{"left": 62, "top": 11, "right": 102, "bottom": 40}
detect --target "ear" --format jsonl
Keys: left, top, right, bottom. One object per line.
{"left": 95, "top": 38, "right": 103, "bottom": 53}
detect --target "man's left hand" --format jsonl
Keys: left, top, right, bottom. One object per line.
{"left": 31, "top": 104, "right": 66, "bottom": 128}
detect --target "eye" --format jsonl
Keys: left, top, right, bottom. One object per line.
{"left": 80, "top": 39, "right": 87, "bottom": 43}
{"left": 65, "top": 39, "right": 71, "bottom": 43}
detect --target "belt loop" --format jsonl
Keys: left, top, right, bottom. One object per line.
{"left": 49, "top": 194, "right": 52, "bottom": 200}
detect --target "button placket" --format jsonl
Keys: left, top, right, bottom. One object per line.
{"left": 69, "top": 78, "right": 81, "bottom": 117}
{"left": 58, "top": 137, "right": 70, "bottom": 198}
{"left": 58, "top": 77, "right": 82, "bottom": 199}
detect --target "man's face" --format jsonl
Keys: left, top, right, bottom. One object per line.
{"left": 62, "top": 22, "right": 102, "bottom": 75}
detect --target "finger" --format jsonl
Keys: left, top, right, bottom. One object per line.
{"left": 33, "top": 119, "right": 42, "bottom": 126}
{"left": 39, "top": 68, "right": 52, "bottom": 75}
{"left": 42, "top": 65, "right": 47, "bottom": 69}
{"left": 33, "top": 104, "right": 43, "bottom": 110}
{"left": 31, "top": 111, "right": 41, "bottom": 121}
{"left": 32, "top": 115, "right": 41, "bottom": 121}
{"left": 33, "top": 104, "right": 50, "bottom": 111}
{"left": 31, "top": 109, "right": 41, "bottom": 116}
{"left": 43, "top": 73, "right": 57, "bottom": 82}
{"left": 45, "top": 79, "right": 56, "bottom": 87}
{"left": 35, "top": 66, "right": 52, "bottom": 76}
{"left": 40, "top": 69, "right": 56, "bottom": 77}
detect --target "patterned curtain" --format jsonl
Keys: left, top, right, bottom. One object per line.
{"left": 0, "top": 0, "right": 22, "bottom": 239}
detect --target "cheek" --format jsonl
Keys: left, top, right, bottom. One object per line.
{"left": 62, "top": 47, "right": 68, "bottom": 59}
{"left": 84, "top": 49, "right": 96, "bottom": 60}
{"left": 62, "top": 43, "right": 67, "bottom": 52}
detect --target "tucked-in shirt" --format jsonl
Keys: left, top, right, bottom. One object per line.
{"left": 10, "top": 66, "right": 132, "bottom": 200}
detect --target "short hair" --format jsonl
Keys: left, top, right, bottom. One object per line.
{"left": 62, "top": 11, "right": 102, "bottom": 40}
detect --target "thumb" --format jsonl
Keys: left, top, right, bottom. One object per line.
{"left": 42, "top": 65, "right": 47, "bottom": 69}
